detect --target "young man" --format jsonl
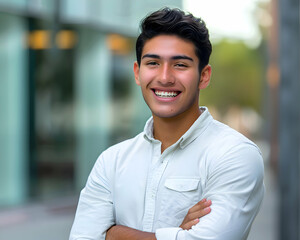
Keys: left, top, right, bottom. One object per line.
{"left": 70, "top": 7, "right": 264, "bottom": 240}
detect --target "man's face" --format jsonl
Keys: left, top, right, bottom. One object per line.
{"left": 134, "top": 34, "right": 211, "bottom": 119}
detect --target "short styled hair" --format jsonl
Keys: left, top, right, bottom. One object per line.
{"left": 136, "top": 7, "right": 212, "bottom": 72}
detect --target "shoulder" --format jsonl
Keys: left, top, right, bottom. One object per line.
{"left": 107, "top": 132, "right": 146, "bottom": 154}
{"left": 203, "top": 119, "right": 264, "bottom": 178}
{"left": 205, "top": 119, "right": 261, "bottom": 155}
{"left": 96, "top": 132, "right": 146, "bottom": 165}
{"left": 89, "top": 132, "right": 146, "bottom": 180}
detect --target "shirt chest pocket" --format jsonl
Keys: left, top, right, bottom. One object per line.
{"left": 165, "top": 178, "right": 200, "bottom": 192}
{"left": 158, "top": 178, "right": 202, "bottom": 227}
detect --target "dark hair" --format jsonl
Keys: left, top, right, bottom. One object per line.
{"left": 136, "top": 7, "right": 212, "bottom": 72}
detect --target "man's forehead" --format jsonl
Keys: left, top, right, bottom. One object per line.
{"left": 141, "top": 53, "right": 194, "bottom": 62}
{"left": 141, "top": 35, "right": 198, "bottom": 61}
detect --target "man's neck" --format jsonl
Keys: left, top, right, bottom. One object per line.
{"left": 153, "top": 107, "right": 202, "bottom": 153}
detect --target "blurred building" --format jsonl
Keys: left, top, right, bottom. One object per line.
{"left": 0, "top": 0, "right": 182, "bottom": 206}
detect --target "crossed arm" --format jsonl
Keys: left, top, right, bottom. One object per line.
{"left": 105, "top": 146, "right": 264, "bottom": 240}
{"left": 106, "top": 199, "right": 212, "bottom": 240}
{"left": 70, "top": 145, "right": 264, "bottom": 240}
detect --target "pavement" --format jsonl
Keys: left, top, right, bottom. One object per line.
{"left": 0, "top": 162, "right": 279, "bottom": 240}
{"left": 0, "top": 196, "right": 77, "bottom": 240}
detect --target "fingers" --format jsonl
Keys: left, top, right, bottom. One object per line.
{"left": 179, "top": 199, "right": 212, "bottom": 230}
{"left": 188, "top": 199, "right": 212, "bottom": 215}
{"left": 180, "top": 218, "right": 200, "bottom": 230}
{"left": 185, "top": 199, "right": 211, "bottom": 222}
{"left": 186, "top": 203, "right": 211, "bottom": 222}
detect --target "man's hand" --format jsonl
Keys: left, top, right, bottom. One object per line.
{"left": 179, "top": 198, "right": 212, "bottom": 230}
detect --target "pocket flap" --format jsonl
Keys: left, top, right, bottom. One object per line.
{"left": 164, "top": 178, "right": 199, "bottom": 192}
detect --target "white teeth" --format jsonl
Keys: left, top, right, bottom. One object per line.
{"left": 155, "top": 91, "right": 178, "bottom": 98}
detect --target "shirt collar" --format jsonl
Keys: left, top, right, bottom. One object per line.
{"left": 143, "top": 117, "right": 156, "bottom": 142}
{"left": 143, "top": 107, "right": 213, "bottom": 148}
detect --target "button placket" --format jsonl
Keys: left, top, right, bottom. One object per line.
{"left": 142, "top": 149, "right": 168, "bottom": 232}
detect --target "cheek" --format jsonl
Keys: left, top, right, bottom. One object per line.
{"left": 181, "top": 73, "right": 200, "bottom": 87}
{"left": 139, "top": 71, "right": 154, "bottom": 86}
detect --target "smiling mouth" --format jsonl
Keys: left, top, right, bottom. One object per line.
{"left": 154, "top": 90, "right": 180, "bottom": 98}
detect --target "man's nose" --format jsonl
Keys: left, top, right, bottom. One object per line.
{"left": 158, "top": 64, "right": 175, "bottom": 85}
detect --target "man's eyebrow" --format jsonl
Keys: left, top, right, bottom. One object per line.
{"left": 171, "top": 55, "right": 194, "bottom": 61}
{"left": 142, "top": 54, "right": 194, "bottom": 61}
{"left": 142, "top": 54, "right": 160, "bottom": 59}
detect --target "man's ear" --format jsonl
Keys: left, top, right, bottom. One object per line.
{"left": 199, "top": 65, "right": 212, "bottom": 90}
{"left": 133, "top": 61, "right": 141, "bottom": 86}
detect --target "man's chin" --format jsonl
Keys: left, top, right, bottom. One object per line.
{"left": 151, "top": 109, "right": 183, "bottom": 120}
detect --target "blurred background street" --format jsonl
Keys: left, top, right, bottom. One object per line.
{"left": 0, "top": 0, "right": 299, "bottom": 239}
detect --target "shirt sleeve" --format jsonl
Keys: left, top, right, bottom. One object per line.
{"left": 69, "top": 152, "right": 115, "bottom": 240}
{"left": 155, "top": 143, "right": 265, "bottom": 240}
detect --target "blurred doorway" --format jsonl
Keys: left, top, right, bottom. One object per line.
{"left": 28, "top": 17, "right": 77, "bottom": 200}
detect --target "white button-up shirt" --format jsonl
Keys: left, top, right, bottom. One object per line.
{"left": 69, "top": 107, "right": 264, "bottom": 240}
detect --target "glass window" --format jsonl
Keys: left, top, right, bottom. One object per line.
{"left": 28, "top": 17, "right": 77, "bottom": 199}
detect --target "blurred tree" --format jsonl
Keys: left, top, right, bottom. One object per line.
{"left": 200, "top": 40, "right": 264, "bottom": 116}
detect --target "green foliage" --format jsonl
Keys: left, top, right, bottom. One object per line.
{"left": 200, "top": 40, "right": 264, "bottom": 115}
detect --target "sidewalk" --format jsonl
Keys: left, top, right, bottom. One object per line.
{"left": 0, "top": 197, "right": 77, "bottom": 240}
{"left": 0, "top": 165, "right": 278, "bottom": 240}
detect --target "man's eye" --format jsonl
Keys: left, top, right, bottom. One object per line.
{"left": 175, "top": 63, "right": 188, "bottom": 68}
{"left": 146, "top": 61, "right": 159, "bottom": 66}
